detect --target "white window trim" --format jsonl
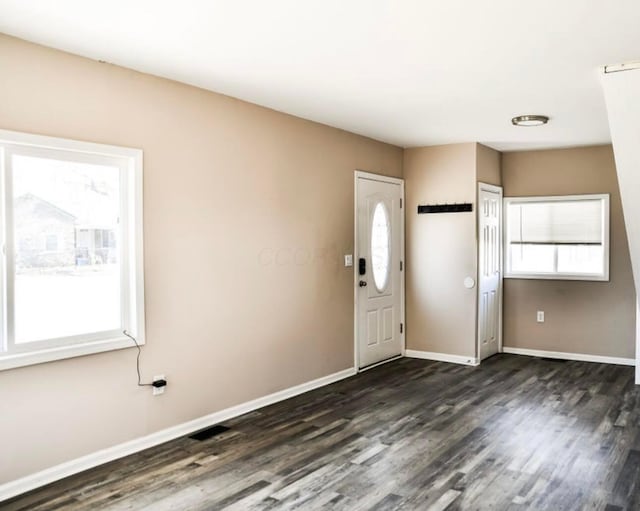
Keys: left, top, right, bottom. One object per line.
{"left": 503, "top": 194, "right": 610, "bottom": 282}
{"left": 0, "top": 129, "right": 145, "bottom": 371}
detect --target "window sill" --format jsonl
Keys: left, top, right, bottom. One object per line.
{"left": 504, "top": 273, "right": 609, "bottom": 282}
{"left": 0, "top": 336, "right": 142, "bottom": 371}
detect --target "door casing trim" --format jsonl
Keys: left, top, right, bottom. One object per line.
{"left": 354, "top": 170, "right": 405, "bottom": 372}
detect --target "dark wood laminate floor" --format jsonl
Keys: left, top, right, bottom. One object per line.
{"left": 3, "top": 354, "right": 640, "bottom": 511}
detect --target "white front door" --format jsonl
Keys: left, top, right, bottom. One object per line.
{"left": 355, "top": 172, "right": 404, "bottom": 369}
{"left": 478, "top": 183, "right": 503, "bottom": 361}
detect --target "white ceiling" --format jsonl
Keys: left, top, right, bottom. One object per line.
{"left": 1, "top": 0, "right": 639, "bottom": 151}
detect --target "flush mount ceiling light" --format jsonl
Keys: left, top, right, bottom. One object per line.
{"left": 511, "top": 115, "right": 549, "bottom": 127}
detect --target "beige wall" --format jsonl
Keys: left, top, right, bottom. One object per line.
{"left": 502, "top": 146, "right": 636, "bottom": 358}
{"left": 404, "top": 143, "right": 478, "bottom": 358}
{"left": 0, "top": 35, "right": 403, "bottom": 483}
{"left": 477, "top": 143, "right": 502, "bottom": 187}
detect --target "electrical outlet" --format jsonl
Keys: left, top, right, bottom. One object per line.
{"left": 153, "top": 374, "right": 167, "bottom": 396}
{"left": 537, "top": 311, "right": 545, "bottom": 323}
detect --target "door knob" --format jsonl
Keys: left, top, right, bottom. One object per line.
{"left": 359, "top": 280, "right": 367, "bottom": 287}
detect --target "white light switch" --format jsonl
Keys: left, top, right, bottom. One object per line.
{"left": 537, "top": 311, "right": 545, "bottom": 323}
{"left": 344, "top": 254, "right": 353, "bottom": 267}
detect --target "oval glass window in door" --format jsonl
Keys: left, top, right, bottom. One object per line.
{"left": 371, "top": 201, "right": 391, "bottom": 291}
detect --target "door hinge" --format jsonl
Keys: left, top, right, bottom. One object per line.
{"left": 400, "top": 323, "right": 403, "bottom": 334}
{"left": 400, "top": 261, "right": 403, "bottom": 271}
{"left": 400, "top": 198, "right": 403, "bottom": 208}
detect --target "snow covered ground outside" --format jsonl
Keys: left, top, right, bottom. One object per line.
{"left": 15, "top": 265, "right": 120, "bottom": 343}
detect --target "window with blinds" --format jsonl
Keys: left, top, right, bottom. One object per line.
{"left": 504, "top": 194, "right": 610, "bottom": 280}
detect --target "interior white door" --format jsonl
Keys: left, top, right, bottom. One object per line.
{"left": 478, "top": 183, "right": 503, "bottom": 361}
{"left": 356, "top": 174, "right": 403, "bottom": 369}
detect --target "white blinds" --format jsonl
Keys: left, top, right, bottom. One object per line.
{"left": 508, "top": 199, "right": 604, "bottom": 244}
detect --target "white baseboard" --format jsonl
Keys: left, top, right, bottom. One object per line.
{"left": 0, "top": 366, "right": 356, "bottom": 503}
{"left": 405, "top": 349, "right": 479, "bottom": 366}
{"left": 502, "top": 347, "right": 635, "bottom": 366}
{"left": 636, "top": 300, "right": 640, "bottom": 384}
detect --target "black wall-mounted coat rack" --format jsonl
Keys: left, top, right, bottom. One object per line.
{"left": 417, "top": 203, "right": 473, "bottom": 214}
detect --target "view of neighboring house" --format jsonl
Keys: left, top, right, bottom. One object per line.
{"left": 15, "top": 192, "right": 116, "bottom": 269}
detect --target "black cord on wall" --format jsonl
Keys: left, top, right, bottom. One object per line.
{"left": 123, "top": 330, "right": 154, "bottom": 387}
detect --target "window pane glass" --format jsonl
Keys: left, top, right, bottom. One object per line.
{"left": 12, "top": 154, "right": 121, "bottom": 343}
{"left": 557, "top": 245, "right": 604, "bottom": 274}
{"left": 371, "top": 202, "right": 390, "bottom": 291}
{"left": 510, "top": 244, "right": 555, "bottom": 273}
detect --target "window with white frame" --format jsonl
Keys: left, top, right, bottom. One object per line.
{"left": 504, "top": 194, "right": 610, "bottom": 281}
{"left": 0, "top": 130, "right": 144, "bottom": 370}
